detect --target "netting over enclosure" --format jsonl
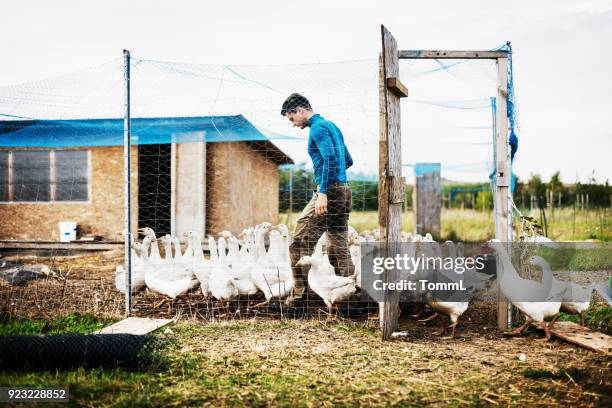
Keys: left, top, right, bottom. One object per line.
{"left": 0, "top": 50, "right": 512, "bottom": 321}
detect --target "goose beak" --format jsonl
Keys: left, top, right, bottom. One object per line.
{"left": 270, "top": 224, "right": 280, "bottom": 230}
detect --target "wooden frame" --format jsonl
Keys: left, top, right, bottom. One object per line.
{"left": 399, "top": 50, "right": 508, "bottom": 59}
{"left": 378, "top": 26, "right": 512, "bottom": 339}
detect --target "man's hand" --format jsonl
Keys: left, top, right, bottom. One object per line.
{"left": 315, "top": 193, "right": 328, "bottom": 216}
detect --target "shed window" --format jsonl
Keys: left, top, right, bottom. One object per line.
{"left": 13, "top": 151, "right": 50, "bottom": 201}
{"left": 0, "top": 150, "right": 89, "bottom": 203}
{"left": 55, "top": 150, "right": 88, "bottom": 201}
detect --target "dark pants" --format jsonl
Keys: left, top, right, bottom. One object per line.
{"left": 289, "top": 183, "right": 354, "bottom": 297}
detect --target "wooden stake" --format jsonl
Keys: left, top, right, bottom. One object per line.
{"left": 379, "top": 25, "right": 403, "bottom": 340}
{"left": 494, "top": 56, "right": 511, "bottom": 330}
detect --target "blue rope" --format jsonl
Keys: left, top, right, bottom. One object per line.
{"left": 505, "top": 42, "right": 519, "bottom": 163}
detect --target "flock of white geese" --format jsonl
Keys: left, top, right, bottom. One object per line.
{"left": 116, "top": 223, "right": 364, "bottom": 317}
{"left": 116, "top": 225, "right": 612, "bottom": 337}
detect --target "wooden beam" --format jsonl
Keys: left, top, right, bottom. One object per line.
{"left": 0, "top": 241, "right": 121, "bottom": 250}
{"left": 533, "top": 321, "right": 612, "bottom": 354}
{"left": 379, "top": 25, "right": 403, "bottom": 340}
{"left": 399, "top": 50, "right": 508, "bottom": 59}
{"left": 386, "top": 78, "right": 408, "bottom": 98}
{"left": 378, "top": 55, "right": 388, "bottom": 230}
{"left": 494, "top": 56, "right": 511, "bottom": 330}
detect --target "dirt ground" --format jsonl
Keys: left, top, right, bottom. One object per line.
{"left": 1, "top": 251, "right": 611, "bottom": 406}
{"left": 161, "top": 314, "right": 612, "bottom": 406}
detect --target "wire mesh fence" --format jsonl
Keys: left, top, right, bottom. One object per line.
{"left": 0, "top": 51, "right": 525, "bottom": 326}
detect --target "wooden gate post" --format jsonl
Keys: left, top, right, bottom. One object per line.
{"left": 379, "top": 25, "right": 407, "bottom": 340}
{"left": 494, "top": 56, "right": 511, "bottom": 329}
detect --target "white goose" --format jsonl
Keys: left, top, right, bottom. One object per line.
{"left": 251, "top": 223, "right": 294, "bottom": 307}
{"left": 348, "top": 233, "right": 363, "bottom": 289}
{"left": 173, "top": 235, "right": 192, "bottom": 264}
{"left": 296, "top": 253, "right": 357, "bottom": 319}
{"left": 218, "top": 230, "right": 235, "bottom": 266}
{"left": 228, "top": 236, "right": 258, "bottom": 296}
{"left": 185, "top": 232, "right": 213, "bottom": 297}
{"left": 456, "top": 242, "right": 465, "bottom": 259}
{"left": 138, "top": 227, "right": 163, "bottom": 265}
{"left": 208, "top": 237, "right": 239, "bottom": 303}
{"left": 141, "top": 236, "right": 194, "bottom": 299}
{"left": 525, "top": 234, "right": 560, "bottom": 249}
{"left": 314, "top": 233, "right": 331, "bottom": 265}
{"left": 275, "top": 224, "right": 292, "bottom": 263}
{"left": 238, "top": 227, "right": 254, "bottom": 262}
{"left": 489, "top": 240, "right": 564, "bottom": 340}
{"left": 162, "top": 234, "right": 199, "bottom": 289}
{"left": 115, "top": 261, "right": 146, "bottom": 294}
{"left": 161, "top": 235, "right": 175, "bottom": 264}
{"left": 115, "top": 235, "right": 146, "bottom": 294}
{"left": 417, "top": 241, "right": 492, "bottom": 338}
{"left": 543, "top": 256, "right": 612, "bottom": 327}
{"left": 401, "top": 231, "right": 413, "bottom": 242}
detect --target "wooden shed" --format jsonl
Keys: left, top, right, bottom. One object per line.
{"left": 0, "top": 115, "right": 293, "bottom": 241}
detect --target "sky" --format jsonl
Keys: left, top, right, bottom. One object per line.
{"left": 1, "top": 0, "right": 611, "bottom": 184}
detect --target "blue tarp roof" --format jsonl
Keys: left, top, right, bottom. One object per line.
{"left": 0, "top": 114, "right": 276, "bottom": 148}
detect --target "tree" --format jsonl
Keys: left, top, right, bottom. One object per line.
{"left": 527, "top": 174, "right": 546, "bottom": 205}
{"left": 549, "top": 171, "right": 562, "bottom": 193}
{"left": 476, "top": 191, "right": 493, "bottom": 211}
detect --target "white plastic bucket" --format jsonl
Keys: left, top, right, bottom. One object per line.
{"left": 59, "top": 221, "right": 77, "bottom": 242}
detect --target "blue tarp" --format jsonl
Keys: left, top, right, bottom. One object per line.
{"left": 414, "top": 163, "right": 441, "bottom": 177}
{"left": 0, "top": 115, "right": 273, "bottom": 148}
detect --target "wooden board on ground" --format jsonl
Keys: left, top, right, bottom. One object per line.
{"left": 97, "top": 317, "right": 173, "bottom": 335}
{"left": 0, "top": 240, "right": 121, "bottom": 250}
{"left": 536, "top": 321, "right": 612, "bottom": 354}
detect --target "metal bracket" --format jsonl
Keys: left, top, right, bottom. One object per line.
{"left": 496, "top": 160, "right": 510, "bottom": 187}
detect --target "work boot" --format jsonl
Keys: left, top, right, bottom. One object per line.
{"left": 284, "top": 287, "right": 305, "bottom": 307}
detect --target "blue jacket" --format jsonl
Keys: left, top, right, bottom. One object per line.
{"left": 307, "top": 114, "right": 353, "bottom": 194}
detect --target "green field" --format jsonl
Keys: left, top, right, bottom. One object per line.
{"left": 281, "top": 208, "right": 612, "bottom": 242}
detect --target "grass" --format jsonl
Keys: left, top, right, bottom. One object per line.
{"left": 281, "top": 208, "right": 611, "bottom": 242}
{"left": 557, "top": 303, "right": 612, "bottom": 334}
{"left": 1, "top": 318, "right": 610, "bottom": 406}
{"left": 535, "top": 245, "right": 612, "bottom": 271}
{"left": 0, "top": 313, "right": 115, "bottom": 336}
{"left": 543, "top": 207, "right": 611, "bottom": 241}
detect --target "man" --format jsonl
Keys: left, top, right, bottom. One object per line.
{"left": 281, "top": 93, "right": 354, "bottom": 306}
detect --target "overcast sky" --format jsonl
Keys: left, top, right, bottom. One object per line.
{"left": 1, "top": 0, "right": 611, "bottom": 184}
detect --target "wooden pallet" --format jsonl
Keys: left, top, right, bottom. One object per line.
{"left": 97, "top": 317, "right": 173, "bottom": 335}
{"left": 537, "top": 321, "right": 612, "bottom": 354}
